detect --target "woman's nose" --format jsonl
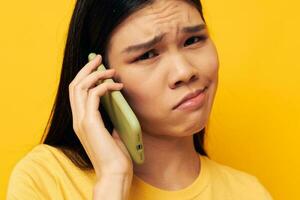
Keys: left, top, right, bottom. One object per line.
{"left": 168, "top": 54, "right": 199, "bottom": 89}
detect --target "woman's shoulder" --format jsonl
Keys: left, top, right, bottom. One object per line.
{"left": 9, "top": 143, "right": 94, "bottom": 178}
{"left": 7, "top": 144, "right": 96, "bottom": 199}
{"left": 200, "top": 155, "right": 273, "bottom": 199}
{"left": 8, "top": 144, "right": 73, "bottom": 184}
{"left": 7, "top": 144, "right": 64, "bottom": 199}
{"left": 201, "top": 155, "right": 258, "bottom": 181}
{"left": 11, "top": 144, "right": 66, "bottom": 171}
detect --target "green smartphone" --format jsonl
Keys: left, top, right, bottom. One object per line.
{"left": 88, "top": 53, "right": 144, "bottom": 164}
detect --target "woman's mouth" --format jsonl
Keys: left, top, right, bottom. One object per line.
{"left": 173, "top": 87, "right": 208, "bottom": 111}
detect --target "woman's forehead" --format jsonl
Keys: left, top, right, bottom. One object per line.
{"left": 109, "top": 0, "right": 202, "bottom": 49}
{"left": 125, "top": 0, "right": 198, "bottom": 27}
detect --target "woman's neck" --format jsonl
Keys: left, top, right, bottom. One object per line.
{"left": 133, "top": 133, "right": 201, "bottom": 190}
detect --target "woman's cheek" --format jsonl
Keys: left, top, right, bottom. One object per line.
{"left": 121, "top": 83, "right": 149, "bottom": 111}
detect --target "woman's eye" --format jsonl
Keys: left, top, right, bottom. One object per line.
{"left": 184, "top": 35, "right": 207, "bottom": 47}
{"left": 135, "top": 50, "right": 157, "bottom": 62}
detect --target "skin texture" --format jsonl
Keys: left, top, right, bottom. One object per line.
{"left": 106, "top": 0, "right": 219, "bottom": 190}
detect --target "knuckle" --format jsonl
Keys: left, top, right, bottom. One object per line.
{"left": 68, "top": 82, "right": 74, "bottom": 91}
{"left": 73, "top": 83, "right": 81, "bottom": 90}
{"left": 72, "top": 124, "right": 79, "bottom": 133}
{"left": 88, "top": 87, "right": 97, "bottom": 96}
{"left": 72, "top": 121, "right": 81, "bottom": 134}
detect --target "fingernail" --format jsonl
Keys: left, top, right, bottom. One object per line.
{"left": 88, "top": 53, "right": 97, "bottom": 61}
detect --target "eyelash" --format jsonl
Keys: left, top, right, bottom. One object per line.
{"left": 133, "top": 35, "right": 208, "bottom": 62}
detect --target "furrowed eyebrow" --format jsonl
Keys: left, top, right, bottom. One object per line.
{"left": 122, "top": 33, "right": 165, "bottom": 54}
{"left": 181, "top": 23, "right": 206, "bottom": 34}
{"left": 122, "top": 23, "right": 206, "bottom": 54}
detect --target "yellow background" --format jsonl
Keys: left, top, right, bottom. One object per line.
{"left": 0, "top": 0, "right": 299, "bottom": 199}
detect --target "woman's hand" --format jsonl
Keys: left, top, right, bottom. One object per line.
{"left": 68, "top": 54, "right": 133, "bottom": 179}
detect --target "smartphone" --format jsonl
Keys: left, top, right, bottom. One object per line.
{"left": 88, "top": 53, "right": 144, "bottom": 164}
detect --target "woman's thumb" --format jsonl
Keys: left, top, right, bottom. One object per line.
{"left": 112, "top": 129, "right": 121, "bottom": 140}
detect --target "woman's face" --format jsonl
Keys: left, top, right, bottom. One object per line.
{"left": 107, "top": 0, "right": 219, "bottom": 138}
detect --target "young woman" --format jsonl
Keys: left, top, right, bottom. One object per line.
{"left": 7, "top": 0, "right": 273, "bottom": 199}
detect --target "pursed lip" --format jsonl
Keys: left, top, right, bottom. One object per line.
{"left": 172, "top": 87, "right": 207, "bottom": 110}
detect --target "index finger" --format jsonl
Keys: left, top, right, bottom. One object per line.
{"left": 72, "top": 54, "right": 102, "bottom": 84}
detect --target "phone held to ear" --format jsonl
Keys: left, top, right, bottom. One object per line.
{"left": 88, "top": 53, "right": 144, "bottom": 165}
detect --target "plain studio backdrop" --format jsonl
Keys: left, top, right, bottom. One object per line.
{"left": 0, "top": 0, "right": 299, "bottom": 199}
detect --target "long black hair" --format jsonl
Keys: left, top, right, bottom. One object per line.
{"left": 40, "top": 0, "right": 209, "bottom": 170}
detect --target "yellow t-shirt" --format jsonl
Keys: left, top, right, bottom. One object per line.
{"left": 7, "top": 144, "right": 273, "bottom": 200}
